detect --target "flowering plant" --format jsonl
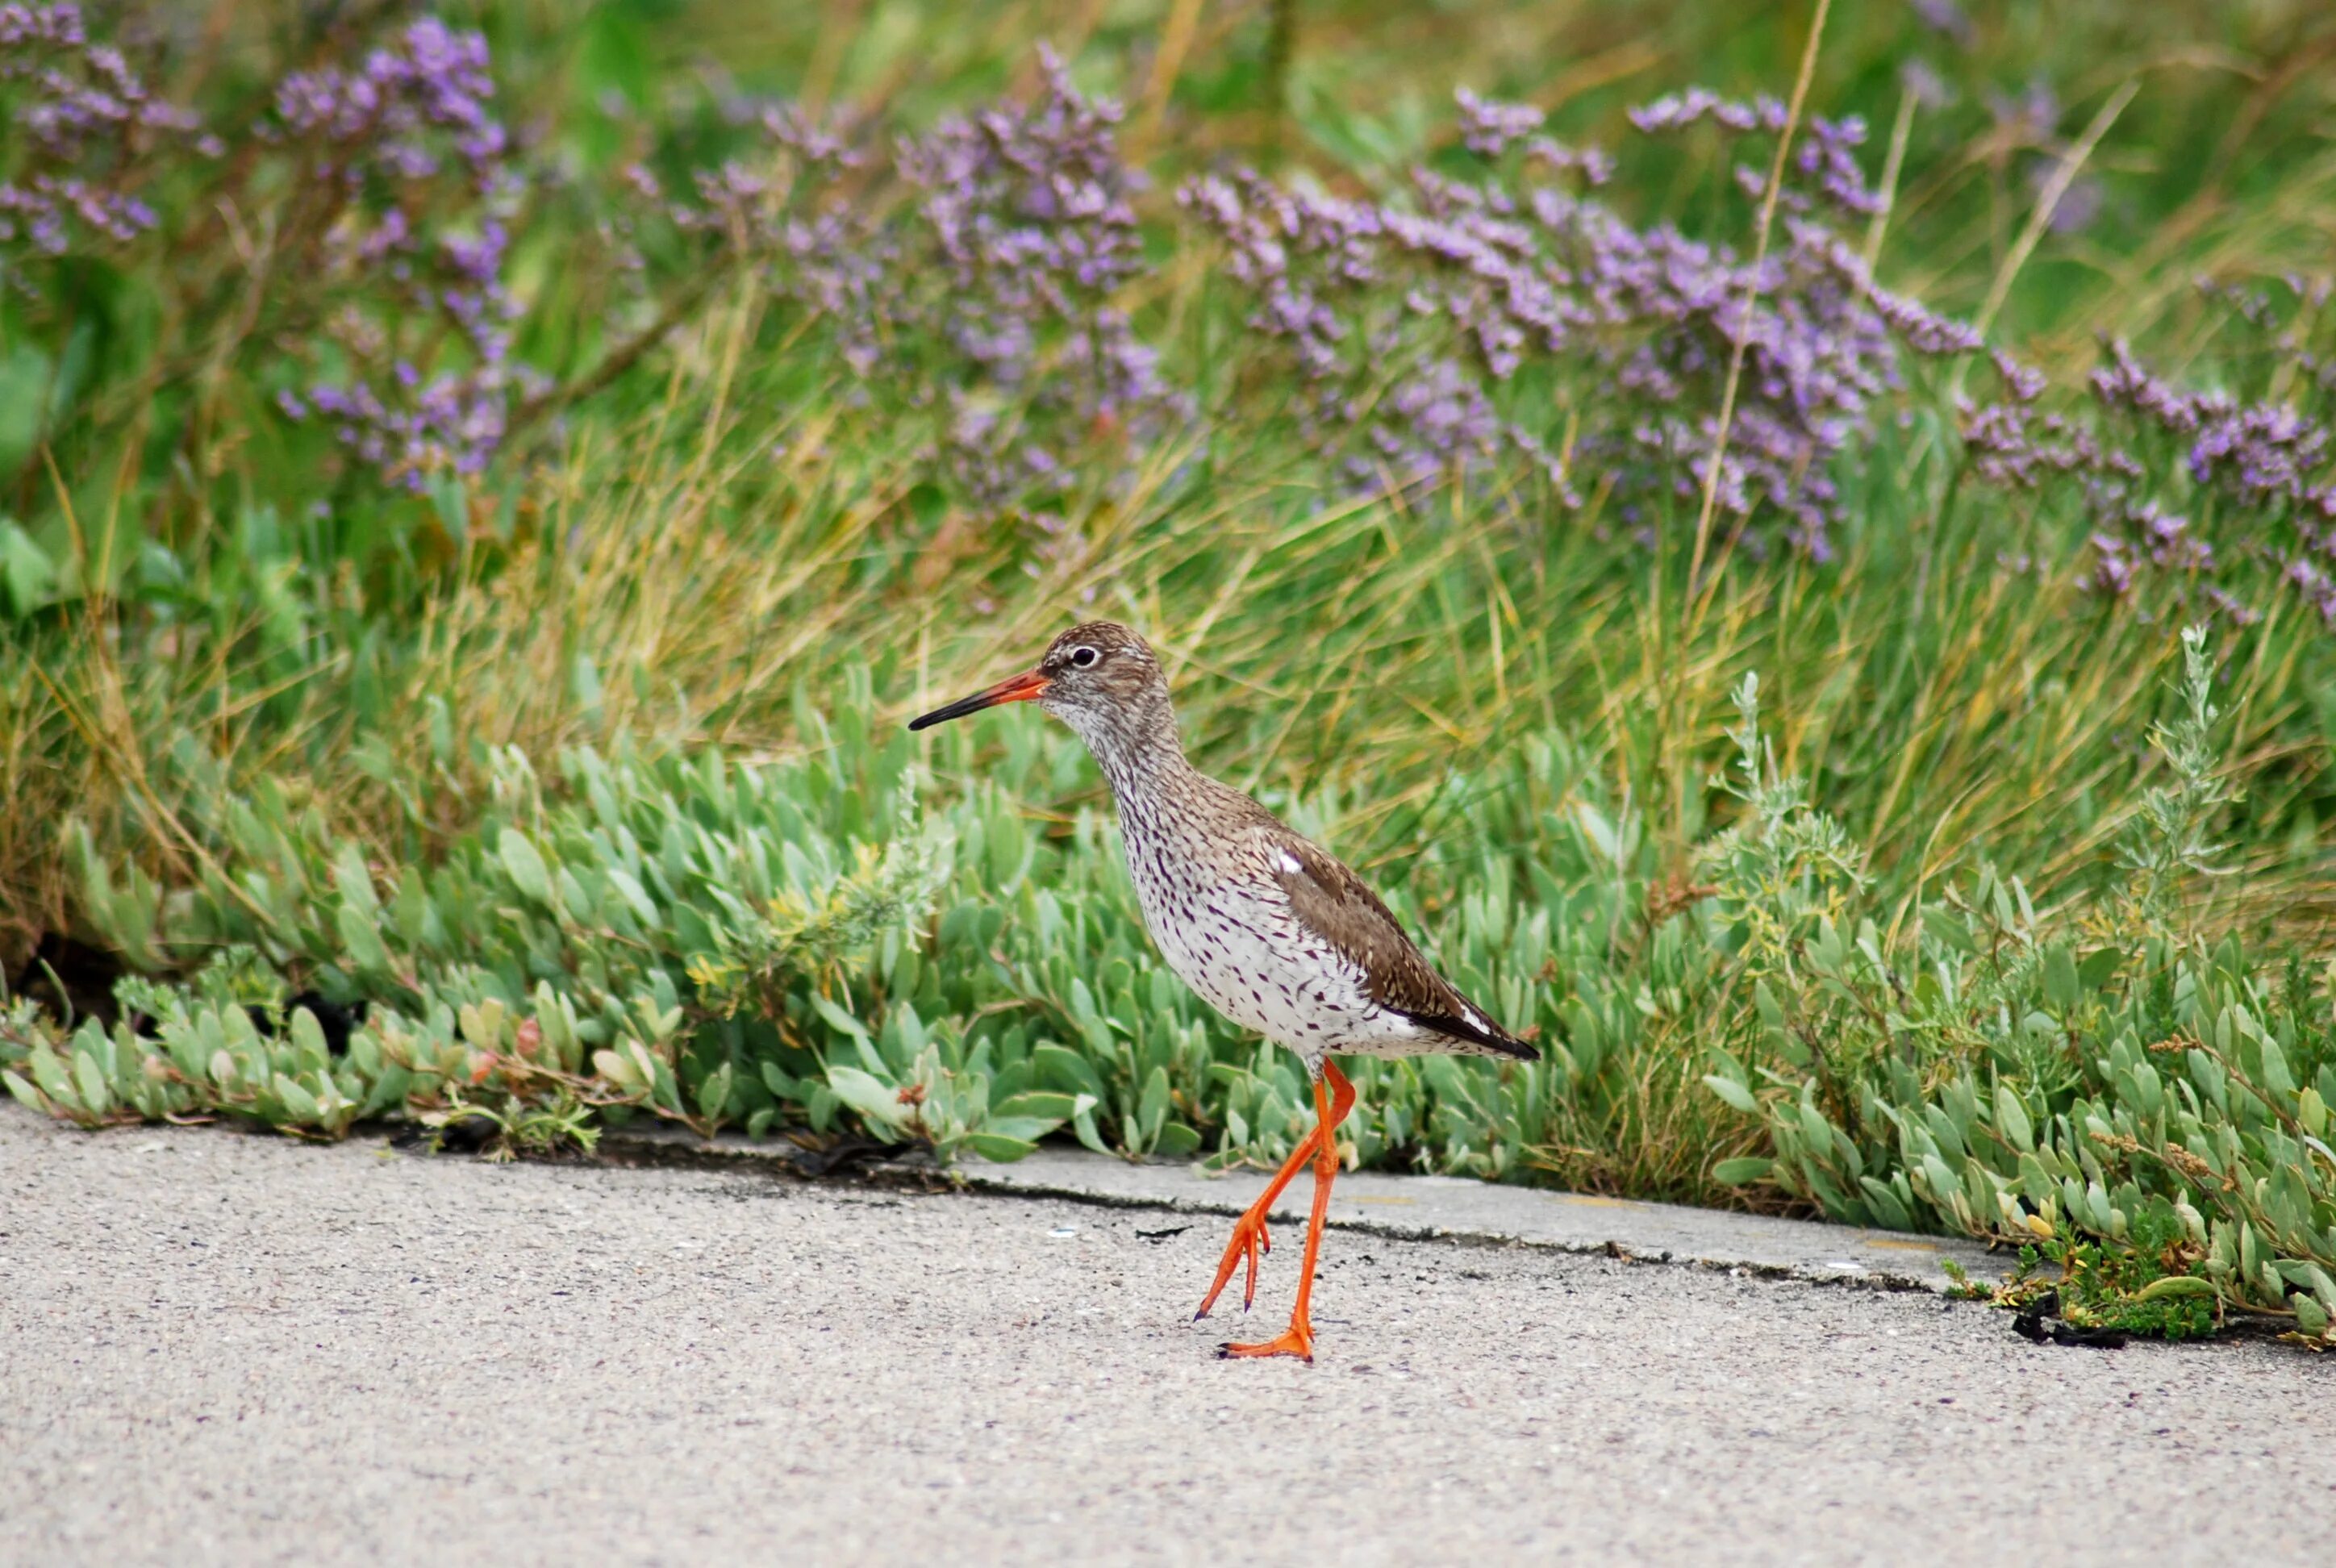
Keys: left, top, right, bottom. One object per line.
{"left": 0, "top": 2, "right": 206, "bottom": 277}
{"left": 269, "top": 19, "right": 543, "bottom": 491}
{"left": 1958, "top": 279, "right": 2336, "bottom": 624}
{"left": 1183, "top": 88, "right": 1980, "bottom": 557}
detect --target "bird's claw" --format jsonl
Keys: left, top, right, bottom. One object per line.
{"left": 1193, "top": 1209, "right": 1274, "bottom": 1320}
{"left": 1217, "top": 1324, "right": 1314, "bottom": 1362}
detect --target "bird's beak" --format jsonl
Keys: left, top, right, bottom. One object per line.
{"left": 907, "top": 668, "right": 1051, "bottom": 732}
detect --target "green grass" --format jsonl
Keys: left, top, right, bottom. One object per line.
{"left": 3, "top": 0, "right": 2334, "bottom": 1341}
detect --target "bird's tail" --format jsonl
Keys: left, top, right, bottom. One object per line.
{"left": 1397, "top": 1003, "right": 1537, "bottom": 1060}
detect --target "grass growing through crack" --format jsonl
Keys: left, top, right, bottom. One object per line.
{"left": 2, "top": 1, "right": 2334, "bottom": 1341}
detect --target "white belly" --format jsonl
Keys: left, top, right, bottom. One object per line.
{"left": 1123, "top": 846, "right": 1420, "bottom": 1059}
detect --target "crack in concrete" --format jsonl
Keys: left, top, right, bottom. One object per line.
{"left": 599, "top": 1128, "right": 2017, "bottom": 1295}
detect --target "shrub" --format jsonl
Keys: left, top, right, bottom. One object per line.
{"left": 1700, "top": 629, "right": 2334, "bottom": 1341}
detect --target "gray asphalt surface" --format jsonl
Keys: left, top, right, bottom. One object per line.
{"left": 4, "top": 1107, "right": 2330, "bottom": 1566}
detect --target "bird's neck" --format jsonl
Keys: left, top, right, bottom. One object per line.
{"left": 1070, "top": 700, "right": 1193, "bottom": 808}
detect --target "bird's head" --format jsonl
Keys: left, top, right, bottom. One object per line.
{"left": 908, "top": 621, "right": 1174, "bottom": 761}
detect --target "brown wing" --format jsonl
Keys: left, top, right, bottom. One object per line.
{"left": 1267, "top": 832, "right": 1534, "bottom": 1060}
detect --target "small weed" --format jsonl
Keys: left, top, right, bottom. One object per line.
{"left": 1998, "top": 1240, "right": 2219, "bottom": 1344}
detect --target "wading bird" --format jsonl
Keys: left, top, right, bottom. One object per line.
{"left": 910, "top": 622, "right": 1533, "bottom": 1362}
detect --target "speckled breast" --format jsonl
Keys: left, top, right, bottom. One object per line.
{"left": 1118, "top": 830, "right": 1404, "bottom": 1059}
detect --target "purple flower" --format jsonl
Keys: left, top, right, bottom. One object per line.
{"left": 1988, "top": 80, "right": 2059, "bottom": 144}
{"left": 1899, "top": 60, "right": 1956, "bottom": 111}
{"left": 2088, "top": 532, "right": 2135, "bottom": 597}
{"left": 1, "top": 3, "right": 207, "bottom": 278}
{"left": 1183, "top": 85, "right": 1977, "bottom": 547}
{"left": 1970, "top": 302, "right": 2336, "bottom": 626}
{"left": 1992, "top": 351, "right": 2047, "bottom": 402}
{"left": 2034, "top": 167, "right": 2103, "bottom": 234}
{"left": 262, "top": 18, "right": 540, "bottom": 490}
{"left": 882, "top": 47, "right": 1188, "bottom": 508}
{"left": 1909, "top": 0, "right": 1976, "bottom": 49}
{"left": 1455, "top": 89, "right": 1543, "bottom": 158}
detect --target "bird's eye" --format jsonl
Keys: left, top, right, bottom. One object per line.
{"left": 1070, "top": 646, "right": 1099, "bottom": 669}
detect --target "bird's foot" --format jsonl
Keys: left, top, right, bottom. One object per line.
{"left": 1217, "top": 1321, "right": 1313, "bottom": 1363}
{"left": 1193, "top": 1208, "right": 1273, "bottom": 1320}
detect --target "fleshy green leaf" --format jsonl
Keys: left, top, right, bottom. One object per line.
{"left": 498, "top": 829, "right": 554, "bottom": 908}
{"left": 1703, "top": 1074, "right": 1758, "bottom": 1115}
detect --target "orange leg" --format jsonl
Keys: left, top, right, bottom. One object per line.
{"left": 1193, "top": 1061, "right": 1354, "bottom": 1320}
{"left": 1219, "top": 1061, "right": 1351, "bottom": 1363}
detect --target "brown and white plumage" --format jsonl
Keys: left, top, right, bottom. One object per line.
{"left": 910, "top": 619, "right": 1533, "bottom": 1362}
{"left": 1117, "top": 765, "right": 1529, "bottom": 1071}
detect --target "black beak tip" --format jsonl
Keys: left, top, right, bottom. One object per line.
{"left": 907, "top": 694, "right": 984, "bottom": 732}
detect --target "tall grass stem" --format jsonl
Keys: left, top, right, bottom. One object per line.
{"left": 1682, "top": 0, "right": 1833, "bottom": 616}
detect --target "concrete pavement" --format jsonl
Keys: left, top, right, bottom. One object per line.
{"left": 4, "top": 1107, "right": 2330, "bottom": 1566}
